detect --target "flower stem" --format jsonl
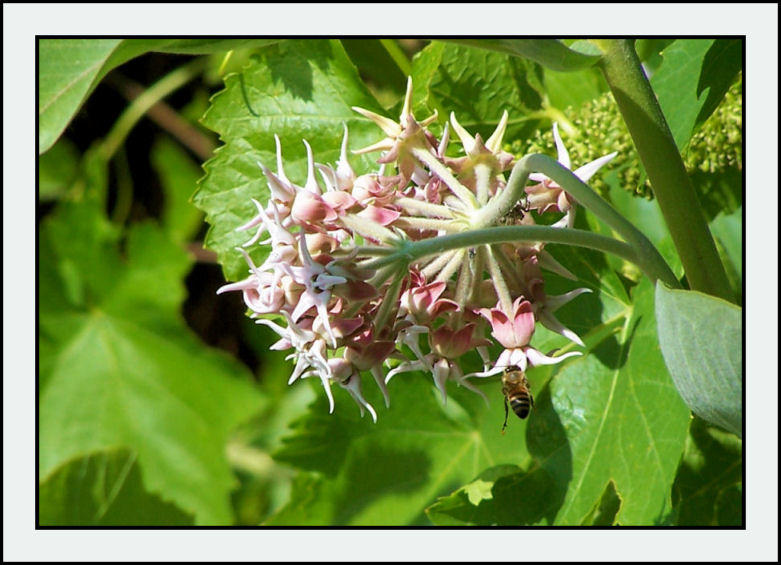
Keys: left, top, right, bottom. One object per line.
{"left": 366, "top": 224, "right": 639, "bottom": 272}
{"left": 593, "top": 39, "right": 733, "bottom": 301}
{"left": 373, "top": 266, "right": 405, "bottom": 333}
{"left": 472, "top": 152, "right": 681, "bottom": 289}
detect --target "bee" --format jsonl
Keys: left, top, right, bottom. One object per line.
{"left": 499, "top": 198, "right": 530, "bottom": 225}
{"left": 501, "top": 366, "right": 534, "bottom": 433}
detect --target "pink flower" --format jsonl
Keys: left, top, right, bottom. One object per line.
{"left": 526, "top": 123, "right": 617, "bottom": 219}
{"left": 399, "top": 274, "right": 459, "bottom": 324}
{"left": 430, "top": 323, "right": 491, "bottom": 360}
{"left": 478, "top": 296, "right": 536, "bottom": 350}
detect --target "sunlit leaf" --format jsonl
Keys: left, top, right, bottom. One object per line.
{"left": 411, "top": 41, "right": 544, "bottom": 143}
{"left": 426, "top": 279, "right": 690, "bottom": 525}
{"left": 651, "top": 39, "right": 741, "bottom": 152}
{"left": 543, "top": 66, "right": 608, "bottom": 114}
{"left": 38, "top": 38, "right": 280, "bottom": 154}
{"left": 194, "top": 39, "right": 386, "bottom": 281}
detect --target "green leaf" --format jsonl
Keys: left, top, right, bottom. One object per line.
{"left": 39, "top": 39, "right": 124, "bottom": 154}
{"left": 411, "top": 41, "right": 544, "bottom": 143}
{"left": 580, "top": 480, "right": 622, "bottom": 526}
{"left": 267, "top": 374, "right": 533, "bottom": 526}
{"left": 650, "top": 39, "right": 741, "bottom": 152}
{"left": 635, "top": 39, "right": 675, "bottom": 74}
{"left": 425, "top": 279, "right": 690, "bottom": 525}
{"left": 425, "top": 465, "right": 523, "bottom": 525}
{"left": 654, "top": 283, "right": 743, "bottom": 437}
{"left": 445, "top": 39, "right": 601, "bottom": 72}
{"left": 543, "top": 66, "right": 608, "bottom": 114}
{"left": 39, "top": 449, "right": 194, "bottom": 526}
{"left": 194, "top": 39, "right": 386, "bottom": 281}
{"left": 710, "top": 205, "right": 743, "bottom": 303}
{"left": 150, "top": 137, "right": 205, "bottom": 244}
{"left": 693, "top": 39, "right": 743, "bottom": 128}
{"left": 672, "top": 417, "right": 742, "bottom": 525}
{"left": 38, "top": 38, "right": 280, "bottom": 154}
{"left": 38, "top": 137, "right": 80, "bottom": 201}
{"left": 651, "top": 39, "right": 713, "bottom": 149}
{"left": 38, "top": 201, "right": 264, "bottom": 525}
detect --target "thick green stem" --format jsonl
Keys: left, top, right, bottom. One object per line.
{"left": 593, "top": 39, "right": 732, "bottom": 301}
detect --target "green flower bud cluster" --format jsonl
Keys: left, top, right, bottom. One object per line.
{"left": 509, "top": 91, "right": 647, "bottom": 197}
{"left": 509, "top": 77, "right": 742, "bottom": 200}
{"left": 685, "top": 78, "right": 742, "bottom": 175}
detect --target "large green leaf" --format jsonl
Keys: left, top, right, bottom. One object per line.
{"left": 411, "top": 41, "right": 545, "bottom": 143}
{"left": 267, "top": 374, "right": 532, "bottom": 526}
{"left": 654, "top": 283, "right": 742, "bottom": 437}
{"left": 426, "top": 279, "right": 691, "bottom": 525}
{"left": 39, "top": 39, "right": 123, "bottom": 154}
{"left": 38, "top": 38, "right": 280, "bottom": 154}
{"left": 651, "top": 39, "right": 742, "bottom": 152}
{"left": 38, "top": 200, "right": 264, "bottom": 525}
{"left": 194, "top": 39, "right": 387, "bottom": 281}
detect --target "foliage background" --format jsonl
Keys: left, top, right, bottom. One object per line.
{"left": 11, "top": 3, "right": 778, "bottom": 561}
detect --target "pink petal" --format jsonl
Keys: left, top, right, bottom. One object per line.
{"left": 357, "top": 205, "right": 401, "bottom": 226}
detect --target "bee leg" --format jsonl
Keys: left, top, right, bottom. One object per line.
{"left": 501, "top": 395, "right": 509, "bottom": 434}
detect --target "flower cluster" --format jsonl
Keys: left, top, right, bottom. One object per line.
{"left": 218, "top": 79, "right": 616, "bottom": 422}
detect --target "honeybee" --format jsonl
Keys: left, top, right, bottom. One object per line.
{"left": 499, "top": 198, "right": 530, "bottom": 225}
{"left": 501, "top": 366, "right": 534, "bottom": 433}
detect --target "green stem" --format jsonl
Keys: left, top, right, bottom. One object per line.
{"left": 593, "top": 39, "right": 733, "bottom": 301}
{"left": 472, "top": 152, "right": 680, "bottom": 289}
{"left": 373, "top": 266, "right": 406, "bottom": 333}
{"left": 366, "top": 224, "right": 641, "bottom": 274}
{"left": 379, "top": 39, "right": 412, "bottom": 77}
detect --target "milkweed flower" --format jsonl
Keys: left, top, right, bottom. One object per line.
{"left": 525, "top": 123, "right": 617, "bottom": 228}
{"left": 216, "top": 78, "right": 615, "bottom": 420}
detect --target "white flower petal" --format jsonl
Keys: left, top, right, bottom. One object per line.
{"left": 538, "top": 311, "right": 586, "bottom": 348}
{"left": 486, "top": 110, "right": 509, "bottom": 154}
{"left": 552, "top": 123, "right": 571, "bottom": 170}
{"left": 525, "top": 347, "right": 582, "bottom": 367}
{"left": 545, "top": 287, "right": 593, "bottom": 311}
{"left": 370, "top": 366, "right": 391, "bottom": 408}
{"left": 450, "top": 112, "right": 475, "bottom": 154}
{"left": 573, "top": 151, "right": 618, "bottom": 183}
